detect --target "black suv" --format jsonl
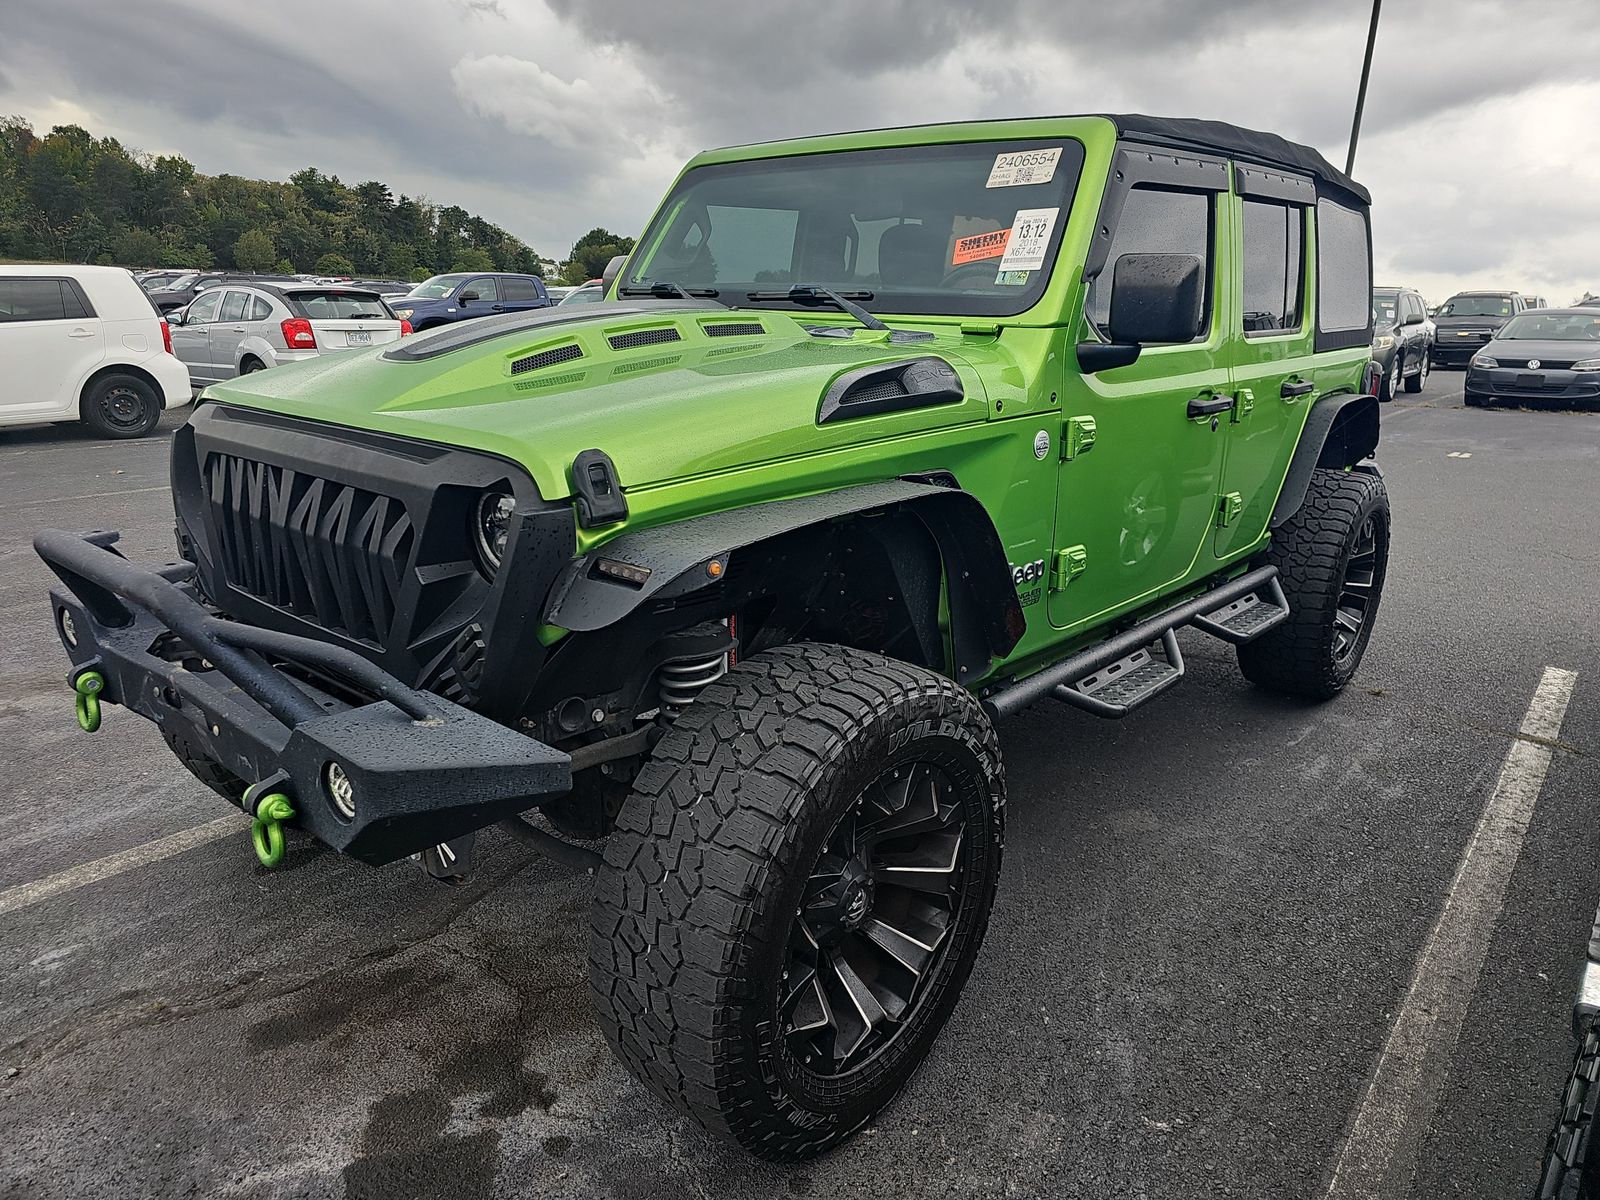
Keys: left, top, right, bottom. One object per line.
{"left": 1430, "top": 290, "right": 1526, "bottom": 368}
{"left": 1371, "top": 285, "right": 1433, "bottom": 400}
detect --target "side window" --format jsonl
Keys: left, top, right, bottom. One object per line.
{"left": 1088, "top": 187, "right": 1212, "bottom": 340}
{"left": 0, "top": 279, "right": 72, "bottom": 322}
{"left": 186, "top": 291, "right": 223, "bottom": 324}
{"left": 466, "top": 277, "right": 499, "bottom": 302}
{"left": 218, "top": 291, "right": 248, "bottom": 323}
{"left": 501, "top": 277, "right": 537, "bottom": 302}
{"left": 1240, "top": 199, "right": 1304, "bottom": 336}
{"left": 1405, "top": 295, "right": 1423, "bottom": 323}
{"left": 60, "top": 281, "right": 93, "bottom": 319}
{"left": 247, "top": 295, "right": 274, "bottom": 321}
{"left": 1315, "top": 195, "right": 1372, "bottom": 336}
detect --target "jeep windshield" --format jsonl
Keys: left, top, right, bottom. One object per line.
{"left": 626, "top": 139, "right": 1085, "bottom": 318}
{"left": 1438, "top": 295, "right": 1514, "bottom": 318}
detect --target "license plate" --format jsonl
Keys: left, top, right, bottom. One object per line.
{"left": 347, "top": 330, "right": 372, "bottom": 346}
{"left": 1516, "top": 373, "right": 1544, "bottom": 388}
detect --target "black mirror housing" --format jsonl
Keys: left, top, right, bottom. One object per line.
{"left": 601, "top": 254, "right": 627, "bottom": 297}
{"left": 458, "top": 290, "right": 480, "bottom": 303}
{"left": 1107, "top": 253, "right": 1206, "bottom": 346}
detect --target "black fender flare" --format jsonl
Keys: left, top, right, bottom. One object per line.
{"left": 1270, "top": 392, "right": 1381, "bottom": 529}
{"left": 542, "top": 479, "right": 1024, "bottom": 681}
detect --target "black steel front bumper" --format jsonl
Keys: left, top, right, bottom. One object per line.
{"left": 35, "top": 528, "right": 571, "bottom": 864}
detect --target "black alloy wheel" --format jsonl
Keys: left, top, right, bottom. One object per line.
{"left": 1333, "top": 515, "right": 1379, "bottom": 664}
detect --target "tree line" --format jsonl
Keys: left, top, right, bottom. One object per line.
{"left": 0, "top": 117, "right": 633, "bottom": 285}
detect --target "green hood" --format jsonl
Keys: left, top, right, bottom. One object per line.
{"left": 202, "top": 306, "right": 1000, "bottom": 502}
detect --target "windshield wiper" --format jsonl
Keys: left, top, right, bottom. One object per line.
{"left": 745, "top": 284, "right": 887, "bottom": 332}
{"left": 618, "top": 280, "right": 721, "bottom": 300}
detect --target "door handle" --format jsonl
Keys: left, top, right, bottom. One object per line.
{"left": 1186, "top": 393, "right": 1235, "bottom": 418}
{"left": 228, "top": 326, "right": 246, "bottom": 333}
{"left": 67, "top": 328, "right": 96, "bottom": 338}
{"left": 490, "top": 304, "right": 505, "bottom": 312}
{"left": 1280, "top": 378, "right": 1315, "bottom": 399}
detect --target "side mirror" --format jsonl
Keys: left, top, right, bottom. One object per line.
{"left": 1402, "top": 312, "right": 1423, "bottom": 326}
{"left": 601, "top": 254, "right": 627, "bottom": 296}
{"left": 1107, "top": 253, "right": 1206, "bottom": 345}
{"left": 169, "top": 308, "right": 186, "bottom": 326}
{"left": 458, "top": 290, "right": 480, "bottom": 303}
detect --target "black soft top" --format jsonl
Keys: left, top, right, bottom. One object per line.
{"left": 1105, "top": 113, "right": 1369, "bottom": 204}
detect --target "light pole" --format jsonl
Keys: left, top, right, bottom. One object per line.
{"left": 1346, "top": 0, "right": 1382, "bottom": 177}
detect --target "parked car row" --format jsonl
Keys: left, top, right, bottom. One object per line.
{"left": 1371, "top": 285, "right": 1433, "bottom": 401}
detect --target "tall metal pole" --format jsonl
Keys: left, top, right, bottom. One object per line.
{"left": 1346, "top": 0, "right": 1382, "bottom": 176}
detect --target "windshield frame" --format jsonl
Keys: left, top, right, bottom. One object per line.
{"left": 626, "top": 137, "right": 1087, "bottom": 319}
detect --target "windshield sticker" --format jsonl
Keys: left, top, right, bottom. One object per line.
{"left": 997, "top": 208, "right": 1059, "bottom": 273}
{"left": 994, "top": 269, "right": 1030, "bottom": 287}
{"left": 952, "top": 228, "right": 1011, "bottom": 266}
{"left": 986, "top": 148, "right": 1063, "bottom": 188}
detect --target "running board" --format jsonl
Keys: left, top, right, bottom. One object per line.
{"left": 982, "top": 565, "right": 1280, "bottom": 720}
{"left": 1190, "top": 576, "right": 1290, "bottom": 645}
{"left": 1052, "top": 630, "right": 1184, "bottom": 719}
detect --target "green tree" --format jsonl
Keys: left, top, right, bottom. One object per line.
{"left": 410, "top": 265, "right": 433, "bottom": 282}
{"left": 314, "top": 252, "right": 356, "bottom": 276}
{"left": 233, "top": 228, "right": 277, "bottom": 272}
{"left": 273, "top": 257, "right": 296, "bottom": 275}
{"left": 561, "top": 226, "right": 635, "bottom": 285}
{"left": 450, "top": 246, "right": 494, "bottom": 272}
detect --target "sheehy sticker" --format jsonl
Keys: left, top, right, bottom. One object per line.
{"left": 951, "top": 228, "right": 1011, "bottom": 266}
{"left": 986, "top": 148, "right": 1062, "bottom": 188}
{"left": 997, "top": 208, "right": 1059, "bottom": 272}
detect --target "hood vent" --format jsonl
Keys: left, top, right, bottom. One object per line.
{"left": 511, "top": 342, "right": 583, "bottom": 375}
{"left": 514, "top": 369, "right": 587, "bottom": 392}
{"left": 703, "top": 321, "right": 765, "bottom": 338}
{"left": 608, "top": 327, "right": 681, "bottom": 351}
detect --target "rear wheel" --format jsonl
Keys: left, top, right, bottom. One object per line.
{"left": 240, "top": 356, "right": 266, "bottom": 375}
{"left": 1238, "top": 468, "right": 1390, "bottom": 699}
{"left": 81, "top": 373, "right": 161, "bottom": 438}
{"left": 589, "top": 643, "right": 1004, "bottom": 1161}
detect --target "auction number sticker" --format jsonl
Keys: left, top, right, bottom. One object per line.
{"left": 951, "top": 228, "right": 1011, "bottom": 265}
{"left": 997, "top": 208, "right": 1059, "bottom": 272}
{"left": 986, "top": 147, "right": 1062, "bottom": 188}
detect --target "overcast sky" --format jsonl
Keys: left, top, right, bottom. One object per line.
{"left": 4, "top": 0, "right": 1597, "bottom": 302}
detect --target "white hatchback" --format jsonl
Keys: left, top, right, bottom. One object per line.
{"left": 0, "top": 265, "right": 193, "bottom": 438}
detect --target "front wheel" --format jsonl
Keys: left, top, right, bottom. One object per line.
{"left": 1378, "top": 354, "right": 1400, "bottom": 402}
{"left": 1238, "top": 468, "right": 1390, "bottom": 699}
{"left": 81, "top": 373, "right": 161, "bottom": 438}
{"left": 1404, "top": 350, "right": 1429, "bottom": 393}
{"left": 589, "top": 643, "right": 1005, "bottom": 1161}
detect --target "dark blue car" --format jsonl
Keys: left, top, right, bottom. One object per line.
{"left": 391, "top": 272, "right": 551, "bottom": 331}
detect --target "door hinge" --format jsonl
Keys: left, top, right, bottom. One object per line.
{"left": 1061, "top": 415, "right": 1097, "bottom": 460}
{"left": 1050, "top": 544, "right": 1088, "bottom": 590}
{"left": 1230, "top": 387, "right": 1254, "bottom": 424}
{"left": 1217, "top": 491, "right": 1244, "bottom": 527}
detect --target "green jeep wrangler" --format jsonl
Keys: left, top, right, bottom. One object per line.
{"left": 37, "top": 113, "right": 1387, "bottom": 1160}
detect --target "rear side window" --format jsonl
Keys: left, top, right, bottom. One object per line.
{"left": 501, "top": 276, "right": 539, "bottom": 302}
{"left": 1240, "top": 199, "right": 1304, "bottom": 336}
{"left": 219, "top": 291, "right": 249, "bottom": 323}
{"left": 1087, "top": 187, "right": 1212, "bottom": 340}
{"left": 1316, "top": 195, "right": 1372, "bottom": 341}
{"left": 289, "top": 291, "right": 393, "bottom": 319}
{"left": 247, "top": 295, "right": 273, "bottom": 321}
{"left": 0, "top": 278, "right": 94, "bottom": 322}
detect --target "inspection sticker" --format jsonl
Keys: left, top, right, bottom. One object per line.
{"left": 986, "top": 147, "right": 1062, "bottom": 188}
{"left": 997, "top": 208, "right": 1059, "bottom": 272}
{"left": 951, "top": 228, "right": 1011, "bottom": 265}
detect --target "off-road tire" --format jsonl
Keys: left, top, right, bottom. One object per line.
{"left": 1237, "top": 468, "right": 1389, "bottom": 699}
{"left": 161, "top": 725, "right": 247, "bottom": 800}
{"left": 1404, "top": 351, "right": 1429, "bottom": 393}
{"left": 81, "top": 372, "right": 161, "bottom": 439}
{"left": 1536, "top": 1018, "right": 1600, "bottom": 1198}
{"left": 589, "top": 643, "right": 1005, "bottom": 1161}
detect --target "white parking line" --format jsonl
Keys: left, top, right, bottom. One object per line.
{"left": 0, "top": 814, "right": 243, "bottom": 918}
{"left": 1322, "top": 665, "right": 1578, "bottom": 1199}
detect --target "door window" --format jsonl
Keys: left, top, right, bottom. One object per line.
{"left": 1087, "top": 187, "right": 1212, "bottom": 340}
{"left": 218, "top": 291, "right": 249, "bottom": 323}
{"left": 1240, "top": 199, "right": 1304, "bottom": 336}
{"left": 185, "top": 292, "right": 223, "bottom": 324}
{"left": 465, "top": 277, "right": 499, "bottom": 302}
{"left": 501, "top": 277, "right": 538, "bottom": 302}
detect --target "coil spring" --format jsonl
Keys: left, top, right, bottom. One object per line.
{"left": 659, "top": 652, "right": 729, "bottom": 714}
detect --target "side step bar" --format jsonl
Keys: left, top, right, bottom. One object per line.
{"left": 982, "top": 565, "right": 1284, "bottom": 721}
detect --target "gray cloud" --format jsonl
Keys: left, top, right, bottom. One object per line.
{"left": 2, "top": 0, "right": 1596, "bottom": 300}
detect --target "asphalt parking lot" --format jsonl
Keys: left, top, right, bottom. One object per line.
{"left": 3, "top": 373, "right": 1598, "bottom": 1200}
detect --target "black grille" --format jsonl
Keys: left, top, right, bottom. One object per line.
{"left": 1497, "top": 358, "right": 1575, "bottom": 369}
{"left": 702, "top": 321, "right": 764, "bottom": 338}
{"left": 510, "top": 342, "right": 583, "bottom": 375}
{"left": 608, "top": 327, "right": 681, "bottom": 351}
{"left": 204, "top": 454, "right": 412, "bottom": 646}
{"left": 841, "top": 378, "right": 909, "bottom": 405}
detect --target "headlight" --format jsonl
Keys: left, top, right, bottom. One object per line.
{"left": 1470, "top": 354, "right": 1497, "bottom": 369}
{"left": 474, "top": 489, "right": 515, "bottom": 572}
{"left": 393, "top": 307, "right": 413, "bottom": 319}
{"left": 1572, "top": 359, "right": 1600, "bottom": 372}
{"left": 1373, "top": 335, "right": 1395, "bottom": 351}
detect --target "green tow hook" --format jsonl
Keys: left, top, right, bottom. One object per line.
{"left": 250, "top": 792, "right": 296, "bottom": 868}
{"left": 73, "top": 670, "right": 105, "bottom": 733}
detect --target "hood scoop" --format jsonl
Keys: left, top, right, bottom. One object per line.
{"left": 608, "top": 327, "right": 682, "bottom": 351}
{"left": 511, "top": 342, "right": 583, "bottom": 375}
